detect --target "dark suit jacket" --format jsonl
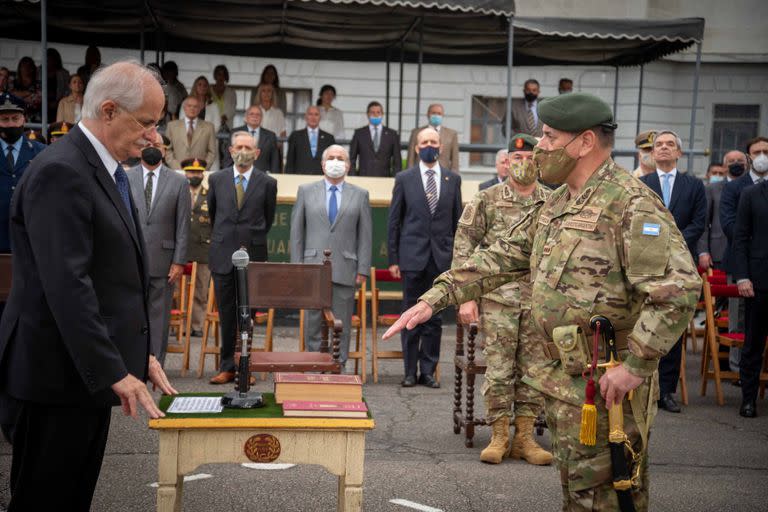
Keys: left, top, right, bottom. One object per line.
{"left": 285, "top": 128, "right": 335, "bottom": 174}
{"left": 350, "top": 125, "right": 401, "bottom": 177}
{"left": 479, "top": 176, "right": 502, "bottom": 191}
{"left": 720, "top": 174, "right": 756, "bottom": 273}
{"left": 0, "top": 125, "right": 150, "bottom": 406}
{"left": 221, "top": 125, "right": 281, "bottom": 174}
{"left": 387, "top": 165, "right": 462, "bottom": 272}
{"left": 207, "top": 166, "right": 277, "bottom": 274}
{"left": 696, "top": 180, "right": 727, "bottom": 264}
{"left": 640, "top": 170, "right": 706, "bottom": 257}
{"left": 0, "top": 136, "right": 46, "bottom": 252}
{"left": 733, "top": 181, "right": 768, "bottom": 290}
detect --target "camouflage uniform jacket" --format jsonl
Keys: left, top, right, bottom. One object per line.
{"left": 452, "top": 180, "right": 550, "bottom": 308}
{"left": 423, "top": 159, "right": 701, "bottom": 396}
{"left": 187, "top": 185, "right": 211, "bottom": 263}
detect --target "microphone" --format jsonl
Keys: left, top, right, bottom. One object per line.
{"left": 222, "top": 247, "right": 263, "bottom": 409}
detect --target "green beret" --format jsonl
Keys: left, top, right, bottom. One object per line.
{"left": 538, "top": 92, "right": 617, "bottom": 133}
{"left": 509, "top": 133, "right": 538, "bottom": 152}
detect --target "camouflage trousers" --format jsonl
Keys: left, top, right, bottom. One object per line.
{"left": 543, "top": 374, "right": 655, "bottom": 512}
{"left": 480, "top": 300, "right": 546, "bottom": 423}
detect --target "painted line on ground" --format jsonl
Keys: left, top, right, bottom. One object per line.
{"left": 241, "top": 462, "right": 296, "bottom": 470}
{"left": 389, "top": 498, "right": 444, "bottom": 512}
{"left": 148, "top": 473, "right": 212, "bottom": 488}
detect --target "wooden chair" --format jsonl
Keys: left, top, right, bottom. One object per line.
{"left": 370, "top": 267, "right": 403, "bottom": 383}
{"left": 453, "top": 323, "right": 486, "bottom": 447}
{"left": 348, "top": 281, "right": 368, "bottom": 382}
{"left": 238, "top": 252, "right": 343, "bottom": 374}
{"left": 167, "top": 262, "right": 197, "bottom": 375}
{"left": 0, "top": 254, "right": 11, "bottom": 301}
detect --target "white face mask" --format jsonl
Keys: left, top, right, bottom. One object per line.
{"left": 324, "top": 158, "right": 347, "bottom": 179}
{"left": 753, "top": 153, "right": 768, "bottom": 174}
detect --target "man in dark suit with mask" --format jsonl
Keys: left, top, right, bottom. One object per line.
{"left": 207, "top": 130, "right": 277, "bottom": 384}
{"left": 222, "top": 105, "right": 281, "bottom": 174}
{"left": 387, "top": 127, "right": 462, "bottom": 388}
{"left": 350, "top": 101, "right": 401, "bottom": 177}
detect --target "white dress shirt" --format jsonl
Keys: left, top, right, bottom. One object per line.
{"left": 142, "top": 165, "right": 160, "bottom": 207}
{"left": 261, "top": 106, "right": 286, "bottom": 136}
{"left": 233, "top": 166, "right": 254, "bottom": 191}
{"left": 319, "top": 106, "right": 345, "bottom": 140}
{"left": 749, "top": 170, "right": 765, "bottom": 184}
{"left": 656, "top": 167, "right": 678, "bottom": 196}
{"left": 78, "top": 121, "right": 119, "bottom": 182}
{"left": 419, "top": 161, "right": 442, "bottom": 199}
{"left": 186, "top": 117, "right": 197, "bottom": 131}
{"left": 325, "top": 178, "right": 344, "bottom": 215}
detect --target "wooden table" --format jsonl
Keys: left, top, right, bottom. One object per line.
{"left": 149, "top": 393, "right": 374, "bottom": 512}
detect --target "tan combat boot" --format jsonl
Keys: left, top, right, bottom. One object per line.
{"left": 510, "top": 416, "right": 553, "bottom": 466}
{"left": 479, "top": 416, "right": 511, "bottom": 464}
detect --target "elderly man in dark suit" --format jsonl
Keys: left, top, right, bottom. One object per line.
{"left": 0, "top": 61, "right": 176, "bottom": 511}
{"left": 387, "top": 126, "right": 462, "bottom": 388}
{"left": 640, "top": 130, "right": 706, "bottom": 413}
{"left": 223, "top": 104, "right": 280, "bottom": 173}
{"left": 285, "top": 105, "right": 335, "bottom": 174}
{"left": 128, "top": 132, "right": 190, "bottom": 366}
{"left": 350, "top": 101, "right": 401, "bottom": 177}
{"left": 208, "top": 130, "right": 277, "bottom": 384}
{"left": 733, "top": 174, "right": 768, "bottom": 418}
{"left": 479, "top": 149, "right": 510, "bottom": 191}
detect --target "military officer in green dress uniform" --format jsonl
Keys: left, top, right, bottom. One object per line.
{"left": 182, "top": 158, "right": 212, "bottom": 337}
{"left": 384, "top": 93, "right": 701, "bottom": 511}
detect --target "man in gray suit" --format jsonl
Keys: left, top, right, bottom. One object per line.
{"left": 290, "top": 144, "right": 372, "bottom": 366}
{"left": 128, "top": 133, "right": 190, "bottom": 366}
{"left": 501, "top": 79, "right": 543, "bottom": 138}
{"left": 698, "top": 158, "right": 737, "bottom": 270}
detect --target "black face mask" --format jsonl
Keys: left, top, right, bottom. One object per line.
{"left": 0, "top": 126, "right": 24, "bottom": 144}
{"left": 188, "top": 176, "right": 203, "bottom": 187}
{"left": 524, "top": 92, "right": 538, "bottom": 103}
{"left": 728, "top": 162, "right": 746, "bottom": 177}
{"left": 141, "top": 147, "right": 163, "bottom": 167}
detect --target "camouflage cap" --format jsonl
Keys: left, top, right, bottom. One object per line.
{"left": 538, "top": 92, "right": 617, "bottom": 133}
{"left": 509, "top": 133, "right": 538, "bottom": 153}
{"left": 634, "top": 130, "right": 657, "bottom": 149}
{"left": 181, "top": 158, "right": 206, "bottom": 171}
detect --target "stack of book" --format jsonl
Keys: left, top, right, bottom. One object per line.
{"left": 274, "top": 373, "right": 368, "bottom": 419}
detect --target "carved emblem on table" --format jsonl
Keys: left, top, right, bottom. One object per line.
{"left": 244, "top": 434, "right": 281, "bottom": 462}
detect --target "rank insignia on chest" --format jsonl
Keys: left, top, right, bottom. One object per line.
{"left": 199, "top": 215, "right": 208, "bottom": 223}
{"left": 201, "top": 203, "right": 208, "bottom": 212}
{"left": 642, "top": 223, "right": 661, "bottom": 236}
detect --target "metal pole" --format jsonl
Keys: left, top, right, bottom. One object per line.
{"left": 504, "top": 16, "right": 514, "bottom": 147}
{"left": 140, "top": 24, "right": 146, "bottom": 64}
{"left": 687, "top": 42, "right": 703, "bottom": 174}
{"left": 633, "top": 64, "right": 645, "bottom": 169}
{"left": 385, "top": 49, "right": 391, "bottom": 126}
{"left": 612, "top": 66, "right": 619, "bottom": 118}
{"left": 415, "top": 17, "right": 424, "bottom": 128}
{"left": 40, "top": 0, "right": 48, "bottom": 136}
{"left": 398, "top": 41, "right": 404, "bottom": 138}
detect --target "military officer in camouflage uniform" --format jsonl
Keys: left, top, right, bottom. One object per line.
{"left": 182, "top": 158, "right": 212, "bottom": 337}
{"left": 384, "top": 93, "right": 700, "bottom": 511}
{"left": 454, "top": 133, "right": 552, "bottom": 465}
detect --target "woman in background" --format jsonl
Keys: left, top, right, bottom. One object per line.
{"left": 211, "top": 65, "right": 237, "bottom": 129}
{"left": 56, "top": 73, "right": 84, "bottom": 124}
{"left": 317, "top": 84, "right": 345, "bottom": 140}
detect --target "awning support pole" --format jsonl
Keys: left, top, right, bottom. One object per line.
{"left": 633, "top": 64, "right": 645, "bottom": 169}
{"left": 415, "top": 16, "right": 424, "bottom": 128}
{"left": 504, "top": 16, "right": 514, "bottom": 148}
{"left": 385, "top": 48, "right": 391, "bottom": 127}
{"left": 40, "top": 0, "right": 48, "bottom": 135}
{"left": 398, "top": 41, "right": 404, "bottom": 137}
{"left": 613, "top": 66, "right": 619, "bottom": 118}
{"left": 687, "top": 41, "right": 703, "bottom": 174}
{"left": 140, "top": 24, "right": 146, "bottom": 64}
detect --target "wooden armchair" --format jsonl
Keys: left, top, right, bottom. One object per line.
{"left": 238, "top": 251, "right": 343, "bottom": 374}
{"left": 0, "top": 254, "right": 11, "bottom": 301}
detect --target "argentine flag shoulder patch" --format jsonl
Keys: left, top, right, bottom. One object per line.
{"left": 642, "top": 223, "right": 661, "bottom": 236}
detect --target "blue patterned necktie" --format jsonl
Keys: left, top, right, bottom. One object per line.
{"left": 310, "top": 129, "right": 318, "bottom": 158}
{"left": 328, "top": 185, "right": 338, "bottom": 225}
{"left": 661, "top": 173, "right": 672, "bottom": 208}
{"left": 113, "top": 165, "right": 134, "bottom": 220}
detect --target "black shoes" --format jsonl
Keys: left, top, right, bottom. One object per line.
{"left": 401, "top": 375, "right": 417, "bottom": 387}
{"left": 739, "top": 400, "right": 757, "bottom": 418}
{"left": 418, "top": 374, "right": 440, "bottom": 389}
{"left": 658, "top": 394, "right": 681, "bottom": 413}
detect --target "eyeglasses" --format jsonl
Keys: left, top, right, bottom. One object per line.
{"left": 120, "top": 108, "right": 159, "bottom": 132}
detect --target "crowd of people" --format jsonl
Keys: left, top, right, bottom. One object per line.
{"left": 0, "top": 54, "right": 767, "bottom": 511}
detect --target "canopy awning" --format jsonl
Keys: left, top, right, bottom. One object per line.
{"left": 2, "top": 1, "right": 703, "bottom": 67}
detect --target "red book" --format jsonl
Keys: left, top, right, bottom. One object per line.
{"left": 273, "top": 373, "right": 363, "bottom": 404}
{"left": 282, "top": 400, "right": 368, "bottom": 418}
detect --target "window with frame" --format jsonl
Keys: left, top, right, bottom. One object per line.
{"left": 470, "top": 95, "right": 507, "bottom": 166}
{"left": 710, "top": 104, "right": 760, "bottom": 165}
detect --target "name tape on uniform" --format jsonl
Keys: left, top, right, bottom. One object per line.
{"left": 642, "top": 223, "right": 661, "bottom": 236}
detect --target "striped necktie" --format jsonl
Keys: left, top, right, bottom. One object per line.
{"left": 425, "top": 169, "right": 438, "bottom": 215}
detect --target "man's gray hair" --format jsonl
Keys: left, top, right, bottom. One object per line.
{"left": 495, "top": 149, "right": 508, "bottom": 163}
{"left": 81, "top": 60, "right": 163, "bottom": 120}
{"left": 231, "top": 130, "right": 256, "bottom": 146}
{"left": 321, "top": 144, "right": 350, "bottom": 163}
{"left": 656, "top": 130, "right": 684, "bottom": 151}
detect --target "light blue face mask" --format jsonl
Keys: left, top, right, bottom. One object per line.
{"left": 429, "top": 114, "right": 443, "bottom": 127}
{"left": 709, "top": 175, "right": 725, "bottom": 183}
{"left": 369, "top": 116, "right": 382, "bottom": 126}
